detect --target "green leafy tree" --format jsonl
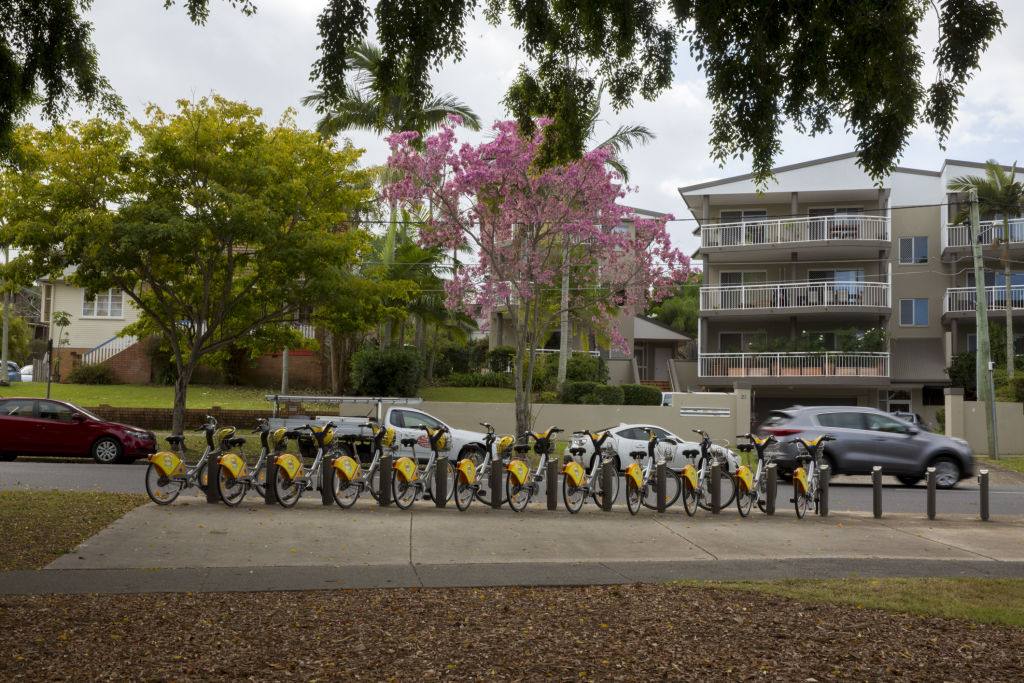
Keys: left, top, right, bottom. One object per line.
{"left": 3, "top": 96, "right": 373, "bottom": 432}
{"left": 647, "top": 273, "right": 701, "bottom": 338}
{"left": 948, "top": 161, "right": 1024, "bottom": 378}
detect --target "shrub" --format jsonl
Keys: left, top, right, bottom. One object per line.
{"left": 591, "top": 384, "right": 624, "bottom": 405}
{"left": 934, "top": 407, "right": 945, "bottom": 434}
{"left": 487, "top": 345, "right": 516, "bottom": 373}
{"left": 945, "top": 352, "right": 976, "bottom": 400}
{"left": 1011, "top": 376, "right": 1024, "bottom": 404}
{"left": 537, "top": 391, "right": 558, "bottom": 404}
{"left": 444, "top": 371, "right": 512, "bottom": 388}
{"left": 67, "top": 363, "right": 115, "bottom": 385}
{"left": 559, "top": 380, "right": 598, "bottom": 404}
{"left": 621, "top": 383, "right": 662, "bottom": 405}
{"left": 351, "top": 347, "right": 425, "bottom": 397}
{"left": 531, "top": 353, "right": 558, "bottom": 392}
{"left": 434, "top": 341, "right": 472, "bottom": 376}
{"left": 565, "top": 353, "right": 609, "bottom": 383}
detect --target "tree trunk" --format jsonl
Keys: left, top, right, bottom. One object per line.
{"left": 171, "top": 362, "right": 197, "bottom": 435}
{"left": 557, "top": 242, "right": 570, "bottom": 388}
{"left": 425, "top": 323, "right": 438, "bottom": 381}
{"left": 1003, "top": 221, "right": 1014, "bottom": 378}
{"left": 513, "top": 336, "right": 531, "bottom": 436}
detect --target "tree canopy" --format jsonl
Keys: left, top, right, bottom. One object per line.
{"left": 2, "top": 96, "right": 374, "bottom": 431}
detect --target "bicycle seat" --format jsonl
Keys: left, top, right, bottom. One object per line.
{"left": 226, "top": 437, "right": 246, "bottom": 447}
{"left": 569, "top": 447, "right": 586, "bottom": 456}
{"left": 629, "top": 450, "right": 646, "bottom": 459}
{"left": 400, "top": 438, "right": 418, "bottom": 447}
{"left": 736, "top": 444, "right": 753, "bottom": 453}
{"left": 795, "top": 453, "right": 815, "bottom": 463}
{"left": 165, "top": 435, "right": 185, "bottom": 446}
{"left": 513, "top": 444, "right": 531, "bottom": 454}
{"left": 682, "top": 449, "right": 699, "bottom": 457}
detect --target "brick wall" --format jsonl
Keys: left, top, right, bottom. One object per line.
{"left": 86, "top": 405, "right": 276, "bottom": 432}
{"left": 103, "top": 340, "right": 152, "bottom": 384}
{"left": 240, "top": 350, "right": 325, "bottom": 390}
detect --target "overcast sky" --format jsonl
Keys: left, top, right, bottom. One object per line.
{"left": 74, "top": 1, "right": 1024, "bottom": 254}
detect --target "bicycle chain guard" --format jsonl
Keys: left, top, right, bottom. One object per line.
{"left": 218, "top": 453, "right": 248, "bottom": 479}
{"left": 393, "top": 457, "right": 418, "bottom": 483}
{"left": 333, "top": 454, "right": 360, "bottom": 482}
{"left": 149, "top": 451, "right": 185, "bottom": 477}
{"left": 561, "top": 460, "right": 584, "bottom": 487}
{"left": 507, "top": 459, "right": 531, "bottom": 486}
{"left": 456, "top": 458, "right": 476, "bottom": 484}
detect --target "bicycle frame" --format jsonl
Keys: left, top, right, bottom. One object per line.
{"left": 146, "top": 417, "right": 219, "bottom": 500}
{"left": 506, "top": 427, "right": 561, "bottom": 511}
{"left": 273, "top": 422, "right": 337, "bottom": 506}
{"left": 333, "top": 421, "right": 393, "bottom": 499}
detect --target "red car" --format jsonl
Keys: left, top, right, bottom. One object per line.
{"left": 0, "top": 397, "right": 157, "bottom": 464}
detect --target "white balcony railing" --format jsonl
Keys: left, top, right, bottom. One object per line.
{"left": 944, "top": 285, "right": 1024, "bottom": 313}
{"left": 946, "top": 219, "right": 1024, "bottom": 249}
{"left": 701, "top": 281, "right": 890, "bottom": 312}
{"left": 701, "top": 215, "right": 889, "bottom": 249}
{"left": 699, "top": 352, "right": 890, "bottom": 378}
{"left": 81, "top": 335, "right": 139, "bottom": 366}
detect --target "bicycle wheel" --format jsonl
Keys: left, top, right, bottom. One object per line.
{"left": 736, "top": 487, "right": 754, "bottom": 518}
{"left": 197, "top": 461, "right": 209, "bottom": 492}
{"left": 590, "top": 468, "right": 620, "bottom": 508}
{"left": 145, "top": 463, "right": 181, "bottom": 505}
{"left": 794, "top": 486, "right": 808, "bottom": 519}
{"left": 253, "top": 463, "right": 267, "bottom": 500}
{"left": 427, "top": 459, "right": 456, "bottom": 504}
{"left": 333, "top": 473, "right": 361, "bottom": 509}
{"left": 697, "top": 467, "right": 737, "bottom": 511}
{"left": 562, "top": 477, "right": 585, "bottom": 514}
{"left": 366, "top": 465, "right": 383, "bottom": 503}
{"left": 274, "top": 467, "right": 303, "bottom": 508}
{"left": 392, "top": 476, "right": 418, "bottom": 509}
{"left": 641, "top": 470, "right": 682, "bottom": 510}
{"left": 218, "top": 470, "right": 246, "bottom": 507}
{"left": 475, "top": 464, "right": 507, "bottom": 506}
{"left": 625, "top": 479, "right": 641, "bottom": 515}
{"left": 681, "top": 478, "right": 698, "bottom": 516}
{"left": 506, "top": 475, "right": 530, "bottom": 512}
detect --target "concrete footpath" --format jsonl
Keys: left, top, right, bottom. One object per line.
{"left": 4, "top": 494, "right": 1024, "bottom": 594}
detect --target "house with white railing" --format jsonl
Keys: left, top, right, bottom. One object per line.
{"left": 678, "top": 153, "right": 1022, "bottom": 425}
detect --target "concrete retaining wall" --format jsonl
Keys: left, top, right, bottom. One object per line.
{"left": 944, "top": 388, "right": 1024, "bottom": 455}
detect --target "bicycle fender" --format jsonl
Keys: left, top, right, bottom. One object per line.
{"left": 735, "top": 465, "right": 753, "bottom": 492}
{"left": 507, "top": 459, "right": 531, "bottom": 486}
{"left": 793, "top": 466, "right": 808, "bottom": 494}
{"left": 149, "top": 451, "right": 184, "bottom": 477}
{"left": 681, "top": 464, "right": 698, "bottom": 490}
{"left": 561, "top": 460, "right": 584, "bottom": 487}
{"left": 393, "top": 457, "right": 418, "bottom": 483}
{"left": 624, "top": 462, "right": 642, "bottom": 489}
{"left": 275, "top": 453, "right": 303, "bottom": 480}
{"left": 333, "top": 454, "right": 360, "bottom": 482}
{"left": 218, "top": 453, "right": 248, "bottom": 479}
{"left": 456, "top": 458, "right": 476, "bottom": 484}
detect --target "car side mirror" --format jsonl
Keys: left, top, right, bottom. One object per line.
{"left": 71, "top": 412, "right": 87, "bottom": 422}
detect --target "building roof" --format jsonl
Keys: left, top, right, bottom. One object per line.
{"left": 634, "top": 315, "right": 690, "bottom": 342}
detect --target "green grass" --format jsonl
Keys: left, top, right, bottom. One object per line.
{"left": 700, "top": 578, "right": 1024, "bottom": 629}
{"left": 978, "top": 456, "right": 1024, "bottom": 475}
{"left": 0, "top": 490, "right": 148, "bottom": 570}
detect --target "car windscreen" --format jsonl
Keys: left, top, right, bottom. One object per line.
{"left": 757, "top": 412, "right": 791, "bottom": 429}
{"left": 817, "top": 412, "right": 867, "bottom": 429}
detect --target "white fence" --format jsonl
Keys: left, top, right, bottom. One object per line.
{"left": 699, "top": 352, "right": 889, "bottom": 378}
{"left": 946, "top": 218, "right": 1024, "bottom": 249}
{"left": 701, "top": 215, "right": 889, "bottom": 249}
{"left": 81, "top": 335, "right": 139, "bottom": 366}
{"left": 701, "top": 280, "right": 890, "bottom": 311}
{"left": 944, "top": 285, "right": 1024, "bottom": 313}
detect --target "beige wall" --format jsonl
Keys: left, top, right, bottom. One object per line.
{"left": 944, "top": 390, "right": 1024, "bottom": 455}
{"left": 888, "top": 205, "right": 947, "bottom": 340}
{"left": 48, "top": 282, "right": 141, "bottom": 349}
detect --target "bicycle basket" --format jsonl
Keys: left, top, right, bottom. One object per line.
{"left": 434, "top": 431, "right": 449, "bottom": 452}
{"left": 382, "top": 427, "right": 396, "bottom": 448}
{"left": 496, "top": 435, "right": 515, "bottom": 455}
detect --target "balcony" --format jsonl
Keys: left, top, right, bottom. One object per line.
{"left": 700, "top": 280, "right": 890, "bottom": 317}
{"left": 700, "top": 215, "right": 889, "bottom": 260}
{"left": 943, "top": 285, "right": 1024, "bottom": 320}
{"left": 944, "top": 219, "right": 1024, "bottom": 254}
{"left": 698, "top": 352, "right": 889, "bottom": 385}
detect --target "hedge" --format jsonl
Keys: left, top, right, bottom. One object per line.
{"left": 443, "top": 371, "right": 513, "bottom": 388}
{"left": 621, "top": 383, "right": 662, "bottom": 405}
{"left": 591, "top": 384, "right": 624, "bottom": 405}
{"left": 559, "top": 381, "right": 599, "bottom": 404}
{"left": 351, "top": 347, "right": 425, "bottom": 397}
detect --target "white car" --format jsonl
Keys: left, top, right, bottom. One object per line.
{"left": 19, "top": 364, "right": 33, "bottom": 382}
{"left": 564, "top": 423, "right": 741, "bottom": 474}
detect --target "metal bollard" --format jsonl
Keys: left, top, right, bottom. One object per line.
{"left": 601, "top": 459, "right": 614, "bottom": 511}
{"left": 656, "top": 461, "right": 667, "bottom": 513}
{"left": 434, "top": 456, "right": 448, "bottom": 508}
{"left": 320, "top": 454, "right": 335, "bottom": 505}
{"left": 264, "top": 456, "right": 279, "bottom": 505}
{"left": 818, "top": 464, "right": 830, "bottom": 517}
{"left": 710, "top": 462, "right": 721, "bottom": 514}
{"left": 766, "top": 464, "right": 777, "bottom": 515}
{"left": 872, "top": 466, "right": 883, "bottom": 518}
{"left": 926, "top": 467, "right": 936, "bottom": 520}
{"left": 546, "top": 458, "right": 558, "bottom": 510}
{"left": 979, "top": 469, "right": 990, "bottom": 521}
{"left": 206, "top": 455, "right": 221, "bottom": 504}
{"left": 378, "top": 453, "right": 392, "bottom": 507}
{"left": 490, "top": 457, "right": 504, "bottom": 510}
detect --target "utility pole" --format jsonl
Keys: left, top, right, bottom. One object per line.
{"left": 557, "top": 240, "right": 570, "bottom": 388}
{"left": 1, "top": 246, "right": 8, "bottom": 386}
{"left": 969, "top": 188, "right": 999, "bottom": 459}
{"left": 280, "top": 348, "right": 289, "bottom": 395}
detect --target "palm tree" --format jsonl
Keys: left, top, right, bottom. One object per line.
{"left": 301, "top": 40, "right": 482, "bottom": 138}
{"left": 949, "top": 160, "right": 1024, "bottom": 377}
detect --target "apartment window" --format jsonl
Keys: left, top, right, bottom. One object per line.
{"left": 719, "top": 331, "right": 765, "bottom": 352}
{"left": 82, "top": 288, "right": 124, "bottom": 318}
{"left": 899, "top": 237, "right": 928, "bottom": 264}
{"left": 899, "top": 298, "right": 928, "bottom": 326}
{"left": 718, "top": 210, "right": 768, "bottom": 245}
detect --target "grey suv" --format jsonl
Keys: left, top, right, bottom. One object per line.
{"left": 758, "top": 406, "right": 973, "bottom": 488}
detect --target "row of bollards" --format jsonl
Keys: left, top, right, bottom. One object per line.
{"left": 241, "top": 452, "right": 992, "bottom": 520}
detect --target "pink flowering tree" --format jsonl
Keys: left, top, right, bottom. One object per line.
{"left": 385, "top": 119, "right": 691, "bottom": 434}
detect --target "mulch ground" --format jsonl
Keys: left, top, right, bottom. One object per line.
{"left": 1, "top": 584, "right": 1021, "bottom": 681}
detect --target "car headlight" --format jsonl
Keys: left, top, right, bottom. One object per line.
{"left": 951, "top": 437, "right": 970, "bottom": 448}
{"left": 126, "top": 429, "right": 151, "bottom": 440}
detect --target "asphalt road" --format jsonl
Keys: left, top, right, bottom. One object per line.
{"left": 2, "top": 457, "right": 1022, "bottom": 517}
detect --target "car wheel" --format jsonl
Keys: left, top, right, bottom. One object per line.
{"left": 821, "top": 451, "right": 838, "bottom": 477}
{"left": 91, "top": 437, "right": 123, "bottom": 464}
{"left": 896, "top": 475, "right": 922, "bottom": 487}
{"left": 931, "top": 456, "right": 961, "bottom": 489}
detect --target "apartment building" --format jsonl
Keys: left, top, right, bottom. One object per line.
{"left": 679, "top": 152, "right": 1022, "bottom": 424}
